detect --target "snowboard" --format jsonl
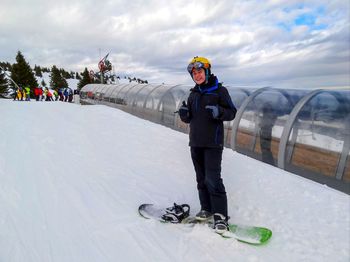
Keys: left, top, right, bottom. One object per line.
{"left": 138, "top": 204, "right": 272, "bottom": 245}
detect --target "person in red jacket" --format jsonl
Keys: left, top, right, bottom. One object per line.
{"left": 45, "top": 87, "right": 53, "bottom": 101}
{"left": 34, "top": 87, "right": 40, "bottom": 101}
{"left": 38, "top": 87, "right": 43, "bottom": 101}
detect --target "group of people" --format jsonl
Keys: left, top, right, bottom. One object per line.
{"left": 14, "top": 86, "right": 75, "bottom": 102}
{"left": 13, "top": 86, "right": 31, "bottom": 101}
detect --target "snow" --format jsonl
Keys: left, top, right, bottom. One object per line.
{"left": 0, "top": 99, "right": 349, "bottom": 262}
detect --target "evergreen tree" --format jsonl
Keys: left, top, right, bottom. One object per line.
{"left": 59, "top": 68, "right": 71, "bottom": 79}
{"left": 75, "top": 72, "right": 81, "bottom": 80}
{"left": 77, "top": 68, "right": 91, "bottom": 89}
{"left": 42, "top": 67, "right": 50, "bottom": 73}
{"left": 10, "top": 51, "right": 38, "bottom": 95}
{"left": 34, "top": 65, "right": 43, "bottom": 77}
{"left": 0, "top": 62, "right": 12, "bottom": 71}
{"left": 41, "top": 79, "right": 47, "bottom": 87}
{"left": 50, "top": 65, "right": 68, "bottom": 90}
{"left": 0, "top": 68, "right": 8, "bottom": 98}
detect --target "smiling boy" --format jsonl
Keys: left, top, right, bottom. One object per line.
{"left": 179, "top": 56, "right": 237, "bottom": 233}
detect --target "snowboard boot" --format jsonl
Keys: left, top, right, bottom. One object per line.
{"left": 161, "top": 203, "right": 190, "bottom": 223}
{"left": 213, "top": 213, "right": 229, "bottom": 234}
{"left": 195, "top": 210, "right": 213, "bottom": 221}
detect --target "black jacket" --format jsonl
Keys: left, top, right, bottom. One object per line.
{"left": 180, "top": 75, "right": 237, "bottom": 148}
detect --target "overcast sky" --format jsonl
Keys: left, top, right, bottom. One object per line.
{"left": 0, "top": 0, "right": 349, "bottom": 88}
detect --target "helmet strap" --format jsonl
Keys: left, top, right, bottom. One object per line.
{"left": 205, "top": 69, "right": 209, "bottom": 83}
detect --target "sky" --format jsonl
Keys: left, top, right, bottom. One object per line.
{"left": 0, "top": 0, "right": 349, "bottom": 88}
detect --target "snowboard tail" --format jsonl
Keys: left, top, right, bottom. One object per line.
{"left": 138, "top": 204, "right": 272, "bottom": 245}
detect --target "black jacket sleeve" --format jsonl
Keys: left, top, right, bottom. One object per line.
{"left": 218, "top": 87, "right": 237, "bottom": 121}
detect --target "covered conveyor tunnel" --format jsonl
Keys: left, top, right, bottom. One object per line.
{"left": 80, "top": 83, "right": 350, "bottom": 194}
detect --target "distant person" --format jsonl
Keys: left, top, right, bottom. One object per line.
{"left": 34, "top": 86, "right": 40, "bottom": 101}
{"left": 21, "top": 88, "right": 25, "bottom": 101}
{"left": 259, "top": 103, "right": 278, "bottom": 165}
{"left": 63, "top": 88, "right": 69, "bottom": 102}
{"left": 67, "top": 87, "right": 73, "bottom": 102}
{"left": 58, "top": 88, "right": 64, "bottom": 101}
{"left": 24, "top": 86, "right": 31, "bottom": 101}
{"left": 179, "top": 56, "right": 237, "bottom": 234}
{"left": 53, "top": 89, "right": 59, "bottom": 101}
{"left": 13, "top": 87, "right": 21, "bottom": 101}
{"left": 39, "top": 87, "right": 43, "bottom": 101}
{"left": 73, "top": 89, "right": 80, "bottom": 104}
{"left": 44, "top": 87, "right": 53, "bottom": 101}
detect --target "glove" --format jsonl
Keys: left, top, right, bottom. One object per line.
{"left": 179, "top": 101, "right": 189, "bottom": 118}
{"left": 205, "top": 105, "right": 220, "bottom": 119}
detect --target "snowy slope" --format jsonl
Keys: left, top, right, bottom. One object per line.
{"left": 0, "top": 99, "right": 349, "bottom": 262}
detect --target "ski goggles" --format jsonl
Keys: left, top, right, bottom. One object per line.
{"left": 187, "top": 61, "right": 210, "bottom": 74}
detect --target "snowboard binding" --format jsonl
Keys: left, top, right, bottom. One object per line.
{"left": 161, "top": 203, "right": 190, "bottom": 223}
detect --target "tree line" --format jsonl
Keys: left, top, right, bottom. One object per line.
{"left": 0, "top": 51, "right": 92, "bottom": 98}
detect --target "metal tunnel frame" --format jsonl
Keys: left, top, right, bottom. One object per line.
{"left": 278, "top": 89, "right": 321, "bottom": 169}
{"left": 278, "top": 89, "right": 350, "bottom": 181}
{"left": 230, "top": 86, "right": 270, "bottom": 150}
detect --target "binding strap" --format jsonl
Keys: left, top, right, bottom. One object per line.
{"left": 162, "top": 203, "right": 190, "bottom": 223}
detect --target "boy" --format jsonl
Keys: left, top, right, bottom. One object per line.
{"left": 179, "top": 56, "right": 237, "bottom": 233}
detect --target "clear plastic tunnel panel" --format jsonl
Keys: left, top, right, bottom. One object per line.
{"left": 285, "top": 90, "right": 350, "bottom": 181}
{"left": 79, "top": 85, "right": 91, "bottom": 98}
{"left": 144, "top": 84, "right": 174, "bottom": 110}
{"left": 90, "top": 85, "right": 104, "bottom": 100}
{"left": 96, "top": 85, "right": 112, "bottom": 100}
{"left": 235, "top": 88, "right": 304, "bottom": 166}
{"left": 159, "top": 91, "right": 177, "bottom": 126}
{"left": 94, "top": 85, "right": 105, "bottom": 93}
{"left": 224, "top": 87, "right": 254, "bottom": 147}
{"left": 159, "top": 85, "right": 189, "bottom": 127}
{"left": 103, "top": 85, "right": 117, "bottom": 101}
{"left": 124, "top": 84, "right": 149, "bottom": 106}
{"left": 168, "top": 85, "right": 191, "bottom": 110}
{"left": 81, "top": 84, "right": 94, "bottom": 92}
{"left": 80, "top": 84, "right": 102, "bottom": 99}
{"left": 116, "top": 83, "right": 139, "bottom": 105}
{"left": 133, "top": 85, "right": 161, "bottom": 108}
{"left": 172, "top": 86, "right": 192, "bottom": 132}
{"left": 109, "top": 84, "right": 129, "bottom": 104}
{"left": 344, "top": 153, "right": 350, "bottom": 182}
{"left": 226, "top": 87, "right": 253, "bottom": 109}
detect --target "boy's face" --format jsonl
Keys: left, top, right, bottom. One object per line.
{"left": 192, "top": 68, "right": 206, "bottom": 85}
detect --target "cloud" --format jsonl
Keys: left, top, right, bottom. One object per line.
{"left": 0, "top": 0, "right": 348, "bottom": 88}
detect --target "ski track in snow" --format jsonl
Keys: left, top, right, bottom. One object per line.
{"left": 0, "top": 99, "right": 349, "bottom": 262}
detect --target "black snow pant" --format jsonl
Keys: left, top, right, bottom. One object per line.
{"left": 190, "top": 147, "right": 227, "bottom": 219}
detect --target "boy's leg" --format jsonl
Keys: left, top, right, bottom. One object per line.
{"left": 191, "top": 147, "right": 211, "bottom": 212}
{"left": 204, "top": 148, "right": 227, "bottom": 218}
